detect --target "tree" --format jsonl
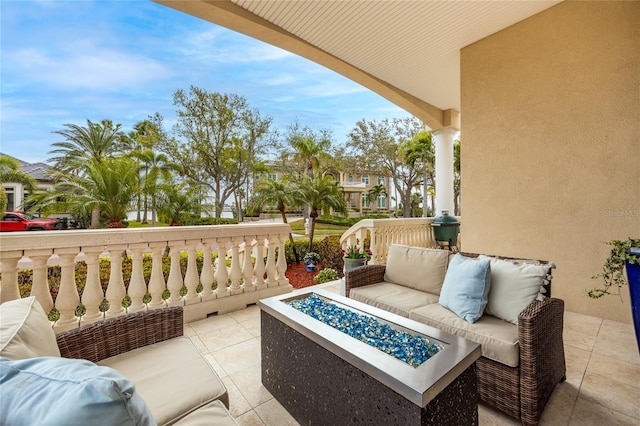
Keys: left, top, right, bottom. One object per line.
{"left": 156, "top": 182, "right": 202, "bottom": 226}
{"left": 367, "top": 184, "right": 387, "bottom": 212}
{"left": 283, "top": 123, "right": 333, "bottom": 179}
{"left": 49, "top": 119, "right": 125, "bottom": 174}
{"left": 453, "top": 139, "right": 461, "bottom": 216}
{"left": 251, "top": 177, "right": 305, "bottom": 262}
{"left": 348, "top": 117, "right": 424, "bottom": 218}
{"left": 31, "top": 157, "right": 137, "bottom": 227}
{"left": 300, "top": 176, "right": 347, "bottom": 252}
{"left": 133, "top": 149, "right": 179, "bottom": 227}
{"left": 166, "top": 87, "right": 273, "bottom": 217}
{"left": 126, "top": 115, "right": 168, "bottom": 222}
{"left": 48, "top": 119, "right": 126, "bottom": 226}
{"left": 403, "top": 131, "right": 435, "bottom": 217}
{"left": 0, "top": 155, "right": 37, "bottom": 213}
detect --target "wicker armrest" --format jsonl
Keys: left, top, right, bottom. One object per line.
{"left": 56, "top": 307, "right": 184, "bottom": 363}
{"left": 345, "top": 264, "right": 386, "bottom": 297}
{"left": 517, "top": 297, "right": 566, "bottom": 425}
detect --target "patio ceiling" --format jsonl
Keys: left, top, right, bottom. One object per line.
{"left": 156, "top": 0, "right": 562, "bottom": 129}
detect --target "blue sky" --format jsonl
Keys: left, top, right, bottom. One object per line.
{"left": 1, "top": 0, "right": 411, "bottom": 164}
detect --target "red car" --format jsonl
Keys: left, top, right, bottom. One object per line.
{"left": 0, "top": 212, "right": 61, "bottom": 232}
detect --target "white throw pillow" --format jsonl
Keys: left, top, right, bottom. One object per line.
{"left": 0, "top": 296, "right": 61, "bottom": 360}
{"left": 483, "top": 257, "right": 549, "bottom": 324}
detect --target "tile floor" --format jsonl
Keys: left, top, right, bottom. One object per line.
{"left": 184, "top": 283, "right": 640, "bottom": 426}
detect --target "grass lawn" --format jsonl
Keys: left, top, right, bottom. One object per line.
{"left": 127, "top": 220, "right": 169, "bottom": 228}
{"left": 288, "top": 218, "right": 349, "bottom": 236}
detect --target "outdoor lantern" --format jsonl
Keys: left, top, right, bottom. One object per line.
{"left": 432, "top": 210, "right": 460, "bottom": 249}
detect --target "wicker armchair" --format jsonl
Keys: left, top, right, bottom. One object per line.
{"left": 56, "top": 307, "right": 184, "bottom": 362}
{"left": 345, "top": 252, "right": 566, "bottom": 426}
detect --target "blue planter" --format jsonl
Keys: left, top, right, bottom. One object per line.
{"left": 625, "top": 248, "right": 640, "bottom": 353}
{"left": 305, "top": 262, "right": 317, "bottom": 272}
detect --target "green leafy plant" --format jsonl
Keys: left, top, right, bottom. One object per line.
{"left": 314, "top": 268, "right": 339, "bottom": 284}
{"left": 588, "top": 238, "right": 639, "bottom": 299}
{"left": 342, "top": 245, "right": 371, "bottom": 260}
{"left": 303, "top": 252, "right": 320, "bottom": 263}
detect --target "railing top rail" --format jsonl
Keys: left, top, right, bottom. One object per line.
{"left": 340, "top": 217, "right": 436, "bottom": 244}
{"left": 0, "top": 223, "right": 292, "bottom": 252}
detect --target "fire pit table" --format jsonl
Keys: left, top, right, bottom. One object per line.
{"left": 259, "top": 288, "right": 482, "bottom": 425}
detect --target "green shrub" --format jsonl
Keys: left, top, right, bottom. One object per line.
{"left": 283, "top": 238, "right": 321, "bottom": 264}
{"left": 315, "top": 214, "right": 389, "bottom": 227}
{"left": 180, "top": 214, "right": 238, "bottom": 226}
{"left": 314, "top": 268, "right": 339, "bottom": 284}
{"left": 318, "top": 236, "right": 344, "bottom": 277}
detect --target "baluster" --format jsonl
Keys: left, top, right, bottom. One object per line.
{"left": 28, "top": 250, "right": 54, "bottom": 313}
{"left": 276, "top": 237, "right": 289, "bottom": 286}
{"left": 228, "top": 237, "right": 243, "bottom": 294}
{"left": 166, "top": 242, "right": 184, "bottom": 306}
{"left": 54, "top": 249, "right": 80, "bottom": 331}
{"left": 105, "top": 245, "right": 127, "bottom": 318}
{"left": 265, "top": 237, "right": 278, "bottom": 287}
{"left": 80, "top": 248, "right": 105, "bottom": 323}
{"left": 253, "top": 236, "right": 266, "bottom": 290}
{"left": 215, "top": 240, "right": 230, "bottom": 297}
{"left": 147, "top": 243, "right": 167, "bottom": 309}
{"left": 0, "top": 250, "right": 22, "bottom": 303}
{"left": 200, "top": 241, "right": 216, "bottom": 301}
{"left": 242, "top": 239, "right": 256, "bottom": 292}
{"left": 127, "top": 244, "right": 148, "bottom": 312}
{"left": 183, "top": 241, "right": 200, "bottom": 304}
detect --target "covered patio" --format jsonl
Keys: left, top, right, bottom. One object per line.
{"left": 1, "top": 1, "right": 638, "bottom": 425}
{"left": 191, "top": 282, "right": 638, "bottom": 425}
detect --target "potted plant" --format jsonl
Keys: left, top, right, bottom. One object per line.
{"left": 304, "top": 252, "right": 321, "bottom": 272}
{"left": 341, "top": 245, "right": 372, "bottom": 271}
{"left": 589, "top": 238, "right": 640, "bottom": 352}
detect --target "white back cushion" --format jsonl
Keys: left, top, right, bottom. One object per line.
{"left": 0, "top": 296, "right": 60, "bottom": 360}
{"left": 384, "top": 245, "right": 450, "bottom": 294}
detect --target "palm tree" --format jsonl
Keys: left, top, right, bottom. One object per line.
{"left": 157, "top": 183, "right": 201, "bottom": 226}
{"left": 453, "top": 140, "right": 461, "bottom": 216}
{"left": 0, "top": 155, "right": 37, "bottom": 213}
{"left": 367, "top": 184, "right": 387, "bottom": 212}
{"left": 31, "top": 157, "right": 137, "bottom": 228}
{"left": 134, "top": 149, "right": 180, "bottom": 226}
{"left": 251, "top": 177, "right": 305, "bottom": 262}
{"left": 300, "top": 176, "right": 348, "bottom": 252}
{"left": 49, "top": 119, "right": 124, "bottom": 174}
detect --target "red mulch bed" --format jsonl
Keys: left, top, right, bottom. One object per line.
{"left": 285, "top": 262, "right": 323, "bottom": 289}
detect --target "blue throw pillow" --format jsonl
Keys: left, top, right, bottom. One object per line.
{"left": 438, "top": 254, "right": 491, "bottom": 323}
{"left": 0, "top": 356, "right": 155, "bottom": 426}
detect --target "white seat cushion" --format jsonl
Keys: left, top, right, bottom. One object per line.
{"left": 98, "top": 336, "right": 227, "bottom": 426}
{"left": 350, "top": 282, "right": 440, "bottom": 317}
{"left": 173, "top": 399, "right": 238, "bottom": 425}
{"left": 409, "top": 303, "right": 520, "bottom": 367}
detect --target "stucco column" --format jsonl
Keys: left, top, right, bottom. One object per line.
{"left": 433, "top": 128, "right": 456, "bottom": 215}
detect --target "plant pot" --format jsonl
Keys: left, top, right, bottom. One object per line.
{"left": 305, "top": 261, "right": 317, "bottom": 272}
{"left": 625, "top": 249, "right": 640, "bottom": 353}
{"left": 344, "top": 257, "right": 366, "bottom": 271}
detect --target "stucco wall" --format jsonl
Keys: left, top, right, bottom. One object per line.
{"left": 460, "top": 1, "right": 639, "bottom": 322}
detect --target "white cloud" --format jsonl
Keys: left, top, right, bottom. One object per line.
{"left": 10, "top": 44, "right": 170, "bottom": 91}
{"left": 175, "top": 27, "right": 294, "bottom": 64}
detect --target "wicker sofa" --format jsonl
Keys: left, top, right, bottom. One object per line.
{"left": 345, "top": 244, "right": 566, "bottom": 426}
{"left": 0, "top": 298, "right": 236, "bottom": 425}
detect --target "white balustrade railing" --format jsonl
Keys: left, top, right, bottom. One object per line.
{"left": 0, "top": 224, "right": 293, "bottom": 332}
{"left": 340, "top": 218, "right": 436, "bottom": 265}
